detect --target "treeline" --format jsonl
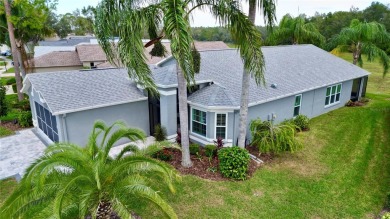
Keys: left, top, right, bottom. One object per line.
{"left": 191, "top": 2, "right": 390, "bottom": 51}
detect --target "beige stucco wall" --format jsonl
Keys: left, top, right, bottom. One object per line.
{"left": 33, "top": 66, "right": 82, "bottom": 73}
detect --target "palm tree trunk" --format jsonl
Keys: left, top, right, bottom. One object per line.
{"left": 352, "top": 42, "right": 361, "bottom": 65}
{"left": 237, "top": 70, "right": 251, "bottom": 148}
{"left": 3, "top": 0, "right": 23, "bottom": 101}
{"left": 96, "top": 201, "right": 113, "bottom": 219}
{"left": 177, "top": 64, "right": 192, "bottom": 167}
{"left": 237, "top": 0, "right": 257, "bottom": 148}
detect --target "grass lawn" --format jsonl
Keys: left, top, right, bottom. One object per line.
{"left": 0, "top": 178, "right": 18, "bottom": 207}
{"left": 0, "top": 126, "right": 14, "bottom": 137}
{"left": 0, "top": 52, "right": 389, "bottom": 218}
{"left": 4, "top": 67, "right": 14, "bottom": 73}
{"left": 0, "top": 77, "right": 14, "bottom": 86}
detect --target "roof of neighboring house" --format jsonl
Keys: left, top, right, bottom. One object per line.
{"left": 76, "top": 44, "right": 107, "bottom": 62}
{"left": 32, "top": 51, "right": 82, "bottom": 68}
{"left": 152, "top": 44, "right": 370, "bottom": 108}
{"left": 22, "top": 68, "right": 147, "bottom": 115}
{"left": 39, "top": 37, "right": 95, "bottom": 46}
{"left": 145, "top": 41, "right": 230, "bottom": 64}
{"left": 34, "top": 46, "right": 75, "bottom": 58}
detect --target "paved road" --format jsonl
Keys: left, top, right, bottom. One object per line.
{"left": 0, "top": 129, "right": 46, "bottom": 180}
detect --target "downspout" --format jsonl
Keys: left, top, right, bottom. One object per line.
{"left": 61, "top": 114, "right": 69, "bottom": 142}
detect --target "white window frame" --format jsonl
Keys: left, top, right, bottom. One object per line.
{"left": 293, "top": 94, "right": 302, "bottom": 117}
{"left": 190, "top": 107, "right": 207, "bottom": 137}
{"left": 214, "top": 113, "right": 228, "bottom": 139}
{"left": 325, "top": 83, "right": 342, "bottom": 107}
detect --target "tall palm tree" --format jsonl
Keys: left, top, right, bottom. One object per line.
{"left": 237, "top": 0, "right": 276, "bottom": 148}
{"left": 94, "top": 0, "right": 266, "bottom": 166}
{"left": 0, "top": 121, "right": 180, "bottom": 219}
{"left": 328, "top": 19, "right": 390, "bottom": 76}
{"left": 267, "top": 14, "right": 325, "bottom": 46}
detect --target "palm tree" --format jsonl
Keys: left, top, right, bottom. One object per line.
{"left": 0, "top": 121, "right": 180, "bottom": 219}
{"left": 267, "top": 14, "right": 325, "bottom": 46}
{"left": 237, "top": 0, "right": 276, "bottom": 148}
{"left": 328, "top": 19, "right": 390, "bottom": 76}
{"left": 94, "top": 0, "right": 266, "bottom": 166}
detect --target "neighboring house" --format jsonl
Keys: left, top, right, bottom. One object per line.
{"left": 30, "top": 41, "right": 229, "bottom": 72}
{"left": 0, "top": 44, "right": 10, "bottom": 53}
{"left": 39, "top": 37, "right": 96, "bottom": 46}
{"left": 22, "top": 45, "right": 369, "bottom": 146}
{"left": 76, "top": 44, "right": 107, "bottom": 68}
{"left": 31, "top": 51, "right": 82, "bottom": 73}
{"left": 34, "top": 46, "right": 76, "bottom": 58}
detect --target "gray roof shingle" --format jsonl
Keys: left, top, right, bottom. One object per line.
{"left": 157, "top": 45, "right": 369, "bottom": 107}
{"left": 25, "top": 68, "right": 147, "bottom": 115}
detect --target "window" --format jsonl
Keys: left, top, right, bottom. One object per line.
{"left": 294, "top": 94, "right": 302, "bottom": 117}
{"left": 35, "top": 102, "right": 59, "bottom": 142}
{"left": 325, "top": 84, "right": 342, "bottom": 106}
{"left": 215, "top": 113, "right": 227, "bottom": 139}
{"left": 192, "top": 108, "right": 206, "bottom": 136}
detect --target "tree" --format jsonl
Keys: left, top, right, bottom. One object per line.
{"left": 53, "top": 13, "right": 72, "bottom": 38}
{"left": 267, "top": 14, "right": 325, "bottom": 46}
{"left": 237, "top": 0, "right": 276, "bottom": 148}
{"left": 2, "top": 0, "right": 23, "bottom": 101}
{"left": 95, "top": 0, "right": 266, "bottom": 167}
{"left": 328, "top": 19, "right": 390, "bottom": 76}
{"left": 0, "top": 121, "right": 179, "bottom": 218}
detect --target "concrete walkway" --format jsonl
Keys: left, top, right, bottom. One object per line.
{"left": 0, "top": 128, "right": 157, "bottom": 180}
{"left": 0, "top": 129, "right": 46, "bottom": 180}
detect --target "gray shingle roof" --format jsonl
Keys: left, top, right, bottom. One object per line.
{"left": 25, "top": 68, "right": 147, "bottom": 115}
{"left": 157, "top": 45, "right": 370, "bottom": 107}
{"left": 188, "top": 84, "right": 238, "bottom": 107}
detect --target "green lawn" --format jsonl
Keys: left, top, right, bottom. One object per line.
{"left": 0, "top": 126, "right": 14, "bottom": 138}
{"left": 4, "top": 67, "right": 14, "bottom": 73}
{"left": 0, "top": 52, "right": 389, "bottom": 218}
{"left": 0, "top": 178, "right": 18, "bottom": 207}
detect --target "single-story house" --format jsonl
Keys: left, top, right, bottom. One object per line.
{"left": 22, "top": 44, "right": 369, "bottom": 146}
{"left": 31, "top": 51, "right": 82, "bottom": 73}
{"left": 30, "top": 41, "right": 229, "bottom": 72}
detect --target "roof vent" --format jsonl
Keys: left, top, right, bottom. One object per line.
{"left": 271, "top": 83, "right": 278, "bottom": 89}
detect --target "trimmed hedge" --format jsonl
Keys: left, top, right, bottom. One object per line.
{"left": 18, "top": 111, "right": 32, "bottom": 127}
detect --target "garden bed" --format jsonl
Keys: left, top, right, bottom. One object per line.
{"left": 163, "top": 146, "right": 273, "bottom": 181}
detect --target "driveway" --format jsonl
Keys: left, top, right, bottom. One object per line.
{"left": 0, "top": 129, "right": 46, "bottom": 180}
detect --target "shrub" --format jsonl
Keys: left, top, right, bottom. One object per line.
{"left": 218, "top": 146, "right": 250, "bottom": 180}
{"left": 14, "top": 99, "right": 30, "bottom": 111}
{"left": 250, "top": 119, "right": 302, "bottom": 154}
{"left": 293, "top": 115, "right": 310, "bottom": 131}
{"left": 204, "top": 144, "right": 217, "bottom": 157}
{"left": 18, "top": 111, "right": 32, "bottom": 127}
{"left": 0, "top": 85, "right": 8, "bottom": 116}
{"left": 153, "top": 124, "right": 167, "bottom": 142}
{"left": 153, "top": 148, "right": 173, "bottom": 161}
{"left": 213, "top": 136, "right": 224, "bottom": 148}
{"left": 382, "top": 213, "right": 390, "bottom": 219}
{"left": 5, "top": 77, "right": 16, "bottom": 85}
{"left": 189, "top": 143, "right": 200, "bottom": 155}
{"left": 12, "top": 84, "right": 17, "bottom": 93}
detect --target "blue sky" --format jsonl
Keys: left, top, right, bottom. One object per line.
{"left": 56, "top": 0, "right": 389, "bottom": 27}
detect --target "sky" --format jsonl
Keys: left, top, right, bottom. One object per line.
{"left": 56, "top": 0, "right": 389, "bottom": 27}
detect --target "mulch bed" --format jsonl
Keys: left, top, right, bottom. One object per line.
{"left": 0, "top": 121, "right": 26, "bottom": 132}
{"left": 165, "top": 146, "right": 273, "bottom": 181}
